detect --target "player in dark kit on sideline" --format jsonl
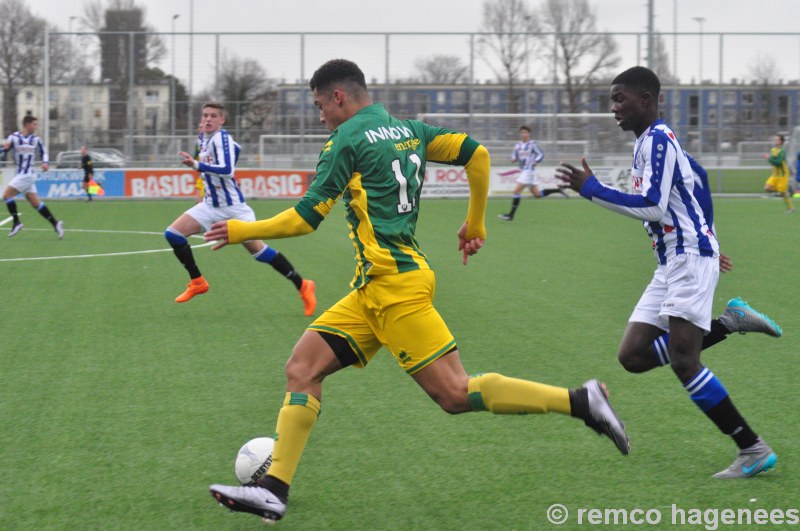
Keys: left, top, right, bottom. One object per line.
{"left": 205, "top": 59, "right": 630, "bottom": 523}
{"left": 2, "top": 115, "right": 64, "bottom": 238}
{"left": 81, "top": 146, "right": 95, "bottom": 201}
{"left": 556, "top": 66, "right": 778, "bottom": 479}
{"left": 165, "top": 101, "right": 316, "bottom": 315}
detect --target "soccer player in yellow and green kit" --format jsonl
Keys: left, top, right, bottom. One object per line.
{"left": 763, "top": 133, "right": 794, "bottom": 213}
{"left": 205, "top": 59, "right": 630, "bottom": 523}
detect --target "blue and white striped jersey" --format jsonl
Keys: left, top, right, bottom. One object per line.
{"left": 197, "top": 129, "right": 245, "bottom": 207}
{"left": 579, "top": 119, "right": 719, "bottom": 265}
{"left": 511, "top": 140, "right": 544, "bottom": 171}
{"left": 686, "top": 153, "right": 714, "bottom": 233}
{"left": 5, "top": 132, "right": 48, "bottom": 175}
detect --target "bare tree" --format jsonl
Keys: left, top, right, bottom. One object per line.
{"left": 217, "top": 51, "right": 276, "bottom": 143}
{"left": 747, "top": 53, "right": 782, "bottom": 84}
{"left": 48, "top": 30, "right": 94, "bottom": 84}
{"left": 0, "top": 0, "right": 47, "bottom": 132}
{"left": 413, "top": 54, "right": 469, "bottom": 84}
{"left": 539, "top": 0, "right": 620, "bottom": 112}
{"left": 477, "top": 0, "right": 539, "bottom": 112}
{"left": 747, "top": 53, "right": 783, "bottom": 129}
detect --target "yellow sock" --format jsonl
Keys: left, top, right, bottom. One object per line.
{"left": 467, "top": 372, "right": 571, "bottom": 415}
{"left": 266, "top": 392, "right": 321, "bottom": 485}
{"left": 783, "top": 193, "right": 794, "bottom": 210}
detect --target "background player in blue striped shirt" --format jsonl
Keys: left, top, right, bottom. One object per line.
{"left": 557, "top": 66, "right": 777, "bottom": 479}
{"left": 167, "top": 102, "right": 316, "bottom": 314}
{"left": 2, "top": 115, "right": 64, "bottom": 238}
{"left": 499, "top": 125, "right": 567, "bottom": 221}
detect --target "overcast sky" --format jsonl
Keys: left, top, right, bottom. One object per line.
{"left": 27, "top": 0, "right": 800, "bottom": 88}
{"left": 28, "top": 0, "right": 800, "bottom": 34}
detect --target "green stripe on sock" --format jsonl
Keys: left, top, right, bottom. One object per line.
{"left": 287, "top": 392, "right": 321, "bottom": 417}
{"left": 468, "top": 391, "right": 487, "bottom": 412}
{"left": 288, "top": 392, "right": 309, "bottom": 406}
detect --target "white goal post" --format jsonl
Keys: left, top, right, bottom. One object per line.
{"left": 415, "top": 112, "right": 626, "bottom": 160}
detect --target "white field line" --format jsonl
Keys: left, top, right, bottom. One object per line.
{"left": 1, "top": 229, "right": 215, "bottom": 262}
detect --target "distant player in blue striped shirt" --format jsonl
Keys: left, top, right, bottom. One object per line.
{"left": 166, "top": 102, "right": 316, "bottom": 314}
{"left": 557, "top": 66, "right": 777, "bottom": 479}
{"left": 498, "top": 125, "right": 567, "bottom": 221}
{"left": 2, "top": 115, "right": 64, "bottom": 238}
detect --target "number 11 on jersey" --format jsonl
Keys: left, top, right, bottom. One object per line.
{"left": 392, "top": 154, "right": 423, "bottom": 214}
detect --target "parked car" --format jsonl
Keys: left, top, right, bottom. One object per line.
{"left": 55, "top": 148, "right": 127, "bottom": 168}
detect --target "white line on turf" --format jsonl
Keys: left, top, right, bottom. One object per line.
{"left": 0, "top": 228, "right": 215, "bottom": 262}
{"left": 1, "top": 215, "right": 18, "bottom": 227}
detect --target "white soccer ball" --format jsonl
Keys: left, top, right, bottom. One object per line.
{"left": 234, "top": 437, "right": 274, "bottom": 485}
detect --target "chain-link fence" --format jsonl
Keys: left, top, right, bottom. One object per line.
{"left": 32, "top": 30, "right": 800, "bottom": 170}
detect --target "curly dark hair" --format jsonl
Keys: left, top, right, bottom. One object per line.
{"left": 612, "top": 66, "right": 661, "bottom": 97}
{"left": 309, "top": 59, "right": 368, "bottom": 95}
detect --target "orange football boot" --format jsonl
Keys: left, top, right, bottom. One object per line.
{"left": 175, "top": 276, "right": 209, "bottom": 303}
{"left": 299, "top": 279, "right": 317, "bottom": 316}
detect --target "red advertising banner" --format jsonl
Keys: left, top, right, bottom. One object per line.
{"left": 235, "top": 170, "right": 313, "bottom": 198}
{"left": 124, "top": 170, "right": 315, "bottom": 199}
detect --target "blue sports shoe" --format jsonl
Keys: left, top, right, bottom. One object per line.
{"left": 718, "top": 297, "right": 782, "bottom": 337}
{"left": 713, "top": 438, "right": 777, "bottom": 479}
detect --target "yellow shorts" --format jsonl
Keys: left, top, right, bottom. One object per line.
{"left": 308, "top": 269, "right": 455, "bottom": 374}
{"left": 765, "top": 176, "right": 789, "bottom": 193}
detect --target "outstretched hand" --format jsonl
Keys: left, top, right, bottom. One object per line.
{"left": 555, "top": 157, "right": 594, "bottom": 192}
{"left": 457, "top": 221, "right": 484, "bottom": 265}
{"left": 178, "top": 151, "right": 196, "bottom": 168}
{"left": 204, "top": 220, "right": 230, "bottom": 250}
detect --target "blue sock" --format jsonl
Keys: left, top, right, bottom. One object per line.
{"left": 684, "top": 367, "right": 728, "bottom": 412}
{"left": 253, "top": 245, "right": 278, "bottom": 264}
{"left": 165, "top": 226, "right": 188, "bottom": 247}
{"left": 684, "top": 367, "right": 759, "bottom": 448}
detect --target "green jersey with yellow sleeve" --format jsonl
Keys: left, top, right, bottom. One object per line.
{"left": 294, "top": 103, "right": 481, "bottom": 288}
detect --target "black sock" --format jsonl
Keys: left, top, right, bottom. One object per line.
{"left": 257, "top": 475, "right": 289, "bottom": 503}
{"left": 702, "top": 319, "right": 730, "bottom": 350}
{"left": 508, "top": 196, "right": 521, "bottom": 216}
{"left": 171, "top": 242, "right": 201, "bottom": 279}
{"left": 542, "top": 189, "right": 560, "bottom": 197}
{"left": 6, "top": 200, "right": 19, "bottom": 225}
{"left": 568, "top": 387, "right": 589, "bottom": 421}
{"left": 704, "top": 397, "right": 759, "bottom": 449}
{"left": 269, "top": 253, "right": 303, "bottom": 290}
{"left": 37, "top": 205, "right": 57, "bottom": 226}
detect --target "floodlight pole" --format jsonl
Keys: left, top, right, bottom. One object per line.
{"left": 171, "top": 14, "right": 179, "bottom": 140}
{"left": 693, "top": 16, "right": 705, "bottom": 155}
